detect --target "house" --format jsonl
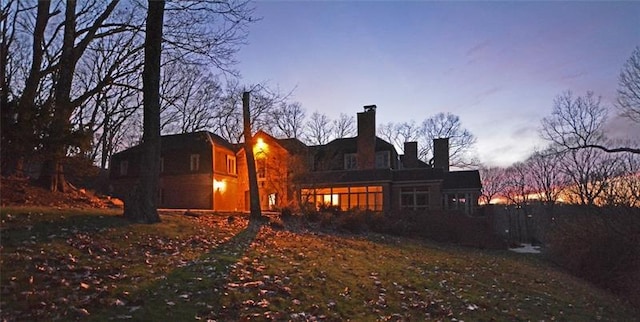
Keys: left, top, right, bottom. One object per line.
{"left": 297, "top": 105, "right": 481, "bottom": 214}
{"left": 109, "top": 105, "right": 481, "bottom": 214}
{"left": 109, "top": 131, "right": 240, "bottom": 211}
{"left": 235, "top": 130, "right": 308, "bottom": 211}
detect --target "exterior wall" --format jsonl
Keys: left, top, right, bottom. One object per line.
{"left": 443, "top": 189, "right": 481, "bottom": 215}
{"left": 212, "top": 145, "right": 240, "bottom": 212}
{"left": 110, "top": 132, "right": 241, "bottom": 211}
{"left": 433, "top": 138, "right": 450, "bottom": 172}
{"left": 236, "top": 132, "right": 297, "bottom": 211}
{"left": 389, "top": 181, "right": 443, "bottom": 212}
{"left": 159, "top": 173, "right": 212, "bottom": 209}
{"left": 356, "top": 108, "right": 376, "bottom": 170}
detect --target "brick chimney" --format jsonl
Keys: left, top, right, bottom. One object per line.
{"left": 433, "top": 138, "right": 449, "bottom": 172}
{"left": 403, "top": 141, "right": 419, "bottom": 168}
{"left": 357, "top": 105, "right": 376, "bottom": 169}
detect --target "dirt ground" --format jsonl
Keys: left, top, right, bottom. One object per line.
{"left": 1, "top": 176, "right": 122, "bottom": 209}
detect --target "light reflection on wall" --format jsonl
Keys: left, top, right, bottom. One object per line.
{"left": 214, "top": 179, "right": 227, "bottom": 193}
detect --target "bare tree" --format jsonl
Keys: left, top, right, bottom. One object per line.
{"left": 211, "top": 81, "right": 289, "bottom": 143}
{"left": 526, "top": 148, "right": 565, "bottom": 207}
{"left": 333, "top": 113, "right": 356, "bottom": 139}
{"left": 479, "top": 165, "right": 507, "bottom": 205}
{"left": 541, "top": 91, "right": 640, "bottom": 154}
{"left": 599, "top": 150, "right": 640, "bottom": 207}
{"left": 421, "top": 112, "right": 478, "bottom": 167}
{"left": 242, "top": 91, "right": 261, "bottom": 219}
{"left": 559, "top": 147, "right": 620, "bottom": 206}
{"left": 269, "top": 101, "right": 306, "bottom": 139}
{"left": 123, "top": 0, "right": 164, "bottom": 224}
{"left": 159, "top": 64, "right": 222, "bottom": 134}
{"left": 502, "top": 161, "right": 535, "bottom": 242}
{"left": 617, "top": 46, "right": 640, "bottom": 123}
{"left": 305, "top": 111, "right": 333, "bottom": 145}
{"left": 377, "top": 122, "right": 399, "bottom": 149}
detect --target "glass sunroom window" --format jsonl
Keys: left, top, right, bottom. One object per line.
{"left": 300, "top": 185, "right": 383, "bottom": 211}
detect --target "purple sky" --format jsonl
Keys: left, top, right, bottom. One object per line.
{"left": 236, "top": 1, "right": 640, "bottom": 167}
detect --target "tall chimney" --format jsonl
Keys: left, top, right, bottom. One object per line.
{"left": 403, "top": 141, "right": 418, "bottom": 168}
{"left": 433, "top": 138, "right": 449, "bottom": 172}
{"left": 357, "top": 105, "right": 376, "bottom": 169}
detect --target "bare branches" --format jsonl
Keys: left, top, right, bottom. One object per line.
{"left": 305, "top": 112, "right": 333, "bottom": 145}
{"left": 617, "top": 46, "right": 640, "bottom": 123}
{"left": 541, "top": 91, "right": 639, "bottom": 154}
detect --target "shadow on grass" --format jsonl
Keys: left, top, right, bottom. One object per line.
{"left": 0, "top": 209, "right": 131, "bottom": 247}
{"left": 89, "top": 219, "right": 265, "bottom": 321}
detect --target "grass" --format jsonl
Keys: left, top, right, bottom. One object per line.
{"left": 1, "top": 206, "right": 637, "bottom": 321}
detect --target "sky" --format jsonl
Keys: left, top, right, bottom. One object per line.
{"left": 235, "top": 1, "right": 640, "bottom": 167}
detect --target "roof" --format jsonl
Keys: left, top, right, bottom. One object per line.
{"left": 442, "top": 170, "right": 482, "bottom": 190}
{"left": 113, "top": 131, "right": 235, "bottom": 156}
{"left": 320, "top": 136, "right": 397, "bottom": 154}
{"left": 296, "top": 167, "right": 446, "bottom": 185}
{"left": 235, "top": 129, "right": 308, "bottom": 154}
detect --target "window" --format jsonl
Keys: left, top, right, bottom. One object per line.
{"left": 344, "top": 153, "right": 357, "bottom": 170}
{"left": 120, "top": 160, "right": 128, "bottom": 176}
{"left": 376, "top": 151, "right": 390, "bottom": 168}
{"left": 257, "top": 157, "right": 266, "bottom": 180}
{"left": 268, "top": 193, "right": 277, "bottom": 208}
{"left": 300, "top": 185, "right": 383, "bottom": 211}
{"left": 190, "top": 154, "right": 200, "bottom": 171}
{"left": 400, "top": 186, "right": 430, "bottom": 210}
{"left": 226, "top": 155, "right": 237, "bottom": 175}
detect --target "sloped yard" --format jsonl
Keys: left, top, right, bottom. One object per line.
{"left": 0, "top": 207, "right": 637, "bottom": 321}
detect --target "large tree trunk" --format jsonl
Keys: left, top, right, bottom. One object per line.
{"left": 5, "top": 1, "right": 51, "bottom": 177}
{"left": 38, "top": 0, "right": 77, "bottom": 191}
{"left": 123, "top": 0, "right": 164, "bottom": 224}
{"left": 242, "top": 92, "right": 262, "bottom": 220}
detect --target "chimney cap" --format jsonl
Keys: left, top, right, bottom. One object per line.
{"left": 363, "top": 104, "right": 377, "bottom": 112}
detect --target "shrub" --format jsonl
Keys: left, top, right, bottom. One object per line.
{"left": 546, "top": 206, "right": 640, "bottom": 306}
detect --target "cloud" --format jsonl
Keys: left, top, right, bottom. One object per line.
{"left": 466, "top": 40, "right": 491, "bottom": 57}
{"left": 605, "top": 114, "right": 640, "bottom": 140}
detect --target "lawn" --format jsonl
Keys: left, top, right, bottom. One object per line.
{"left": 0, "top": 207, "right": 637, "bottom": 321}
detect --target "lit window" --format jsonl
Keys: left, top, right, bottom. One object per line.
{"left": 226, "top": 155, "right": 237, "bottom": 175}
{"left": 120, "top": 160, "right": 128, "bottom": 176}
{"left": 344, "top": 153, "right": 357, "bottom": 170}
{"left": 375, "top": 151, "right": 390, "bottom": 168}
{"left": 300, "top": 185, "right": 383, "bottom": 211}
{"left": 190, "top": 154, "right": 200, "bottom": 171}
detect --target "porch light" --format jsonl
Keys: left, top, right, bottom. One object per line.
{"left": 255, "top": 137, "right": 267, "bottom": 153}
{"left": 214, "top": 179, "right": 227, "bottom": 193}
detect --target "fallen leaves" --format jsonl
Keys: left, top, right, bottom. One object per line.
{"left": 1, "top": 208, "right": 637, "bottom": 321}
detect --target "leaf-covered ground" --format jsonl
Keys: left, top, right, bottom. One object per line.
{"left": 0, "top": 207, "right": 637, "bottom": 321}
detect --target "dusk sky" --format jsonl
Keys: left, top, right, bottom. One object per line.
{"left": 236, "top": 1, "right": 640, "bottom": 167}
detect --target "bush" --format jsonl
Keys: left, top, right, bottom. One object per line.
{"left": 546, "top": 206, "right": 640, "bottom": 306}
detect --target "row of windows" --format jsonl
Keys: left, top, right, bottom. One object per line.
{"left": 119, "top": 154, "right": 237, "bottom": 176}
{"left": 343, "top": 151, "right": 391, "bottom": 170}
{"left": 400, "top": 186, "right": 430, "bottom": 210}
{"left": 301, "top": 186, "right": 384, "bottom": 211}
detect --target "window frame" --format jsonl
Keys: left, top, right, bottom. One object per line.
{"left": 344, "top": 153, "right": 358, "bottom": 170}
{"left": 190, "top": 154, "right": 200, "bottom": 172}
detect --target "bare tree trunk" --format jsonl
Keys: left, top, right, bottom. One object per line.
{"left": 6, "top": 1, "right": 51, "bottom": 177}
{"left": 38, "top": 0, "right": 77, "bottom": 192}
{"left": 123, "top": 0, "right": 163, "bottom": 224}
{"left": 243, "top": 91, "right": 262, "bottom": 220}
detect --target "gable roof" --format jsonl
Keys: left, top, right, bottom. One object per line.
{"left": 235, "top": 129, "right": 308, "bottom": 155}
